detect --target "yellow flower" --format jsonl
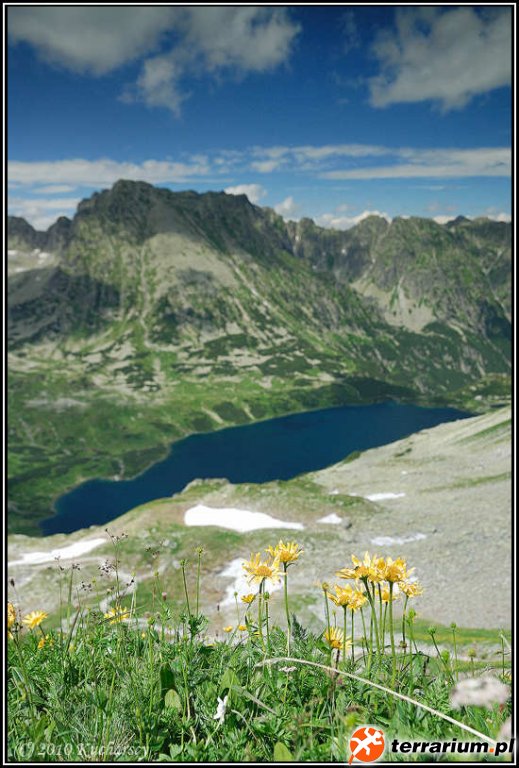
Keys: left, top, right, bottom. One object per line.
{"left": 223, "top": 625, "right": 233, "bottom": 633}
{"left": 242, "top": 553, "right": 281, "bottom": 586}
{"left": 381, "top": 586, "right": 398, "bottom": 603}
{"left": 399, "top": 580, "right": 423, "bottom": 598}
{"left": 37, "top": 634, "right": 53, "bottom": 650}
{"left": 22, "top": 610, "right": 48, "bottom": 630}
{"left": 349, "top": 590, "right": 368, "bottom": 611}
{"left": 237, "top": 624, "right": 247, "bottom": 631}
{"left": 328, "top": 585, "right": 368, "bottom": 611}
{"left": 8, "top": 602, "right": 16, "bottom": 630}
{"left": 383, "top": 556, "right": 414, "bottom": 583}
{"left": 324, "top": 626, "right": 351, "bottom": 651}
{"left": 337, "top": 552, "right": 385, "bottom": 583}
{"left": 266, "top": 540, "right": 303, "bottom": 565}
{"left": 240, "top": 593, "right": 256, "bottom": 605}
{"left": 327, "top": 584, "right": 354, "bottom": 607}
{"left": 103, "top": 604, "right": 130, "bottom": 624}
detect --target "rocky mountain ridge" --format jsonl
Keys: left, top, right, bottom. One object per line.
{"left": 8, "top": 182, "right": 511, "bottom": 369}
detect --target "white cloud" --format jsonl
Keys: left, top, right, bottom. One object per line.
{"left": 369, "top": 7, "right": 511, "bottom": 110}
{"left": 8, "top": 7, "right": 175, "bottom": 74}
{"left": 293, "top": 144, "right": 387, "bottom": 161}
{"left": 250, "top": 143, "right": 388, "bottom": 173}
{"left": 433, "top": 215, "right": 456, "bottom": 225}
{"left": 433, "top": 212, "right": 511, "bottom": 225}
{"left": 130, "top": 55, "right": 186, "bottom": 115}
{"left": 251, "top": 159, "right": 284, "bottom": 174}
{"left": 274, "top": 196, "right": 299, "bottom": 220}
{"left": 321, "top": 148, "right": 511, "bottom": 180}
{"left": 246, "top": 144, "right": 511, "bottom": 180}
{"left": 316, "top": 210, "right": 391, "bottom": 230}
{"left": 8, "top": 144, "right": 511, "bottom": 202}
{"left": 8, "top": 7, "right": 300, "bottom": 114}
{"left": 8, "top": 196, "right": 81, "bottom": 230}
{"left": 34, "top": 184, "right": 78, "bottom": 194}
{"left": 8, "top": 157, "right": 212, "bottom": 187}
{"left": 224, "top": 184, "right": 266, "bottom": 204}
{"left": 183, "top": 8, "right": 300, "bottom": 73}
{"left": 489, "top": 212, "right": 511, "bottom": 223}
{"left": 480, "top": 207, "right": 512, "bottom": 223}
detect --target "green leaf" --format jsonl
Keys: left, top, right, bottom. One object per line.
{"left": 219, "top": 668, "right": 239, "bottom": 693}
{"left": 273, "top": 742, "right": 294, "bottom": 761}
{"left": 160, "top": 664, "right": 176, "bottom": 695}
{"left": 164, "top": 688, "right": 182, "bottom": 711}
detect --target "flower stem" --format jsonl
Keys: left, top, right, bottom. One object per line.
{"left": 265, "top": 593, "right": 270, "bottom": 653}
{"left": 377, "top": 583, "right": 384, "bottom": 649}
{"left": 257, "top": 580, "right": 264, "bottom": 646}
{"left": 401, "top": 596, "right": 409, "bottom": 671}
{"left": 181, "top": 561, "right": 192, "bottom": 624}
{"left": 389, "top": 582, "right": 397, "bottom": 687}
{"left": 323, "top": 585, "right": 331, "bottom": 636}
{"left": 351, "top": 610, "right": 355, "bottom": 663}
{"left": 196, "top": 550, "right": 202, "bottom": 615}
{"left": 342, "top": 606, "right": 348, "bottom": 666}
{"left": 283, "top": 563, "right": 291, "bottom": 655}
{"left": 365, "top": 580, "right": 381, "bottom": 657}
{"left": 360, "top": 607, "right": 371, "bottom": 674}
{"left": 401, "top": 597, "right": 409, "bottom": 649}
{"left": 451, "top": 626, "right": 459, "bottom": 682}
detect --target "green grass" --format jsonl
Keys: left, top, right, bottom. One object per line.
{"left": 458, "top": 420, "right": 512, "bottom": 445}
{"left": 444, "top": 472, "right": 511, "bottom": 490}
{"left": 8, "top": 543, "right": 511, "bottom": 763}
{"left": 411, "top": 619, "right": 511, "bottom": 646}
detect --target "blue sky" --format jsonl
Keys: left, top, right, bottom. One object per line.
{"left": 7, "top": 5, "right": 512, "bottom": 230}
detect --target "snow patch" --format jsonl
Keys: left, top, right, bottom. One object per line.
{"left": 365, "top": 492, "right": 406, "bottom": 501}
{"left": 9, "top": 538, "right": 106, "bottom": 567}
{"left": 184, "top": 504, "right": 304, "bottom": 533}
{"left": 317, "top": 513, "right": 342, "bottom": 525}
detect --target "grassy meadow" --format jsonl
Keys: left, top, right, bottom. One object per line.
{"left": 7, "top": 537, "right": 512, "bottom": 763}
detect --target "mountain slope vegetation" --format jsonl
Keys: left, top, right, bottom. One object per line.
{"left": 7, "top": 181, "right": 511, "bottom": 533}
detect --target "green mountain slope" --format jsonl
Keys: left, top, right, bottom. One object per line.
{"left": 7, "top": 181, "right": 511, "bottom": 533}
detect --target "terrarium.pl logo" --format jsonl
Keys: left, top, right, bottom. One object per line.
{"left": 348, "top": 726, "right": 385, "bottom": 763}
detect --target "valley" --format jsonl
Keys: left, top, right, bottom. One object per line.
{"left": 8, "top": 406, "right": 511, "bottom": 635}
{"left": 7, "top": 182, "right": 511, "bottom": 534}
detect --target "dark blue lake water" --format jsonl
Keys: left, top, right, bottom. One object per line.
{"left": 42, "top": 401, "right": 470, "bottom": 535}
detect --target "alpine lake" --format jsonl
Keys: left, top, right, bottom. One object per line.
{"left": 42, "top": 400, "right": 470, "bottom": 535}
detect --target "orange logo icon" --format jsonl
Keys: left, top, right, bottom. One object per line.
{"left": 348, "top": 726, "right": 385, "bottom": 763}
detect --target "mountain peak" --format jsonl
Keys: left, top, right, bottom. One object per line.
{"left": 8, "top": 216, "right": 47, "bottom": 249}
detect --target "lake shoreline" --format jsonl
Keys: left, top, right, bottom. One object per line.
{"left": 41, "top": 399, "right": 470, "bottom": 536}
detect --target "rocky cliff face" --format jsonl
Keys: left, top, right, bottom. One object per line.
{"left": 8, "top": 180, "right": 511, "bottom": 379}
